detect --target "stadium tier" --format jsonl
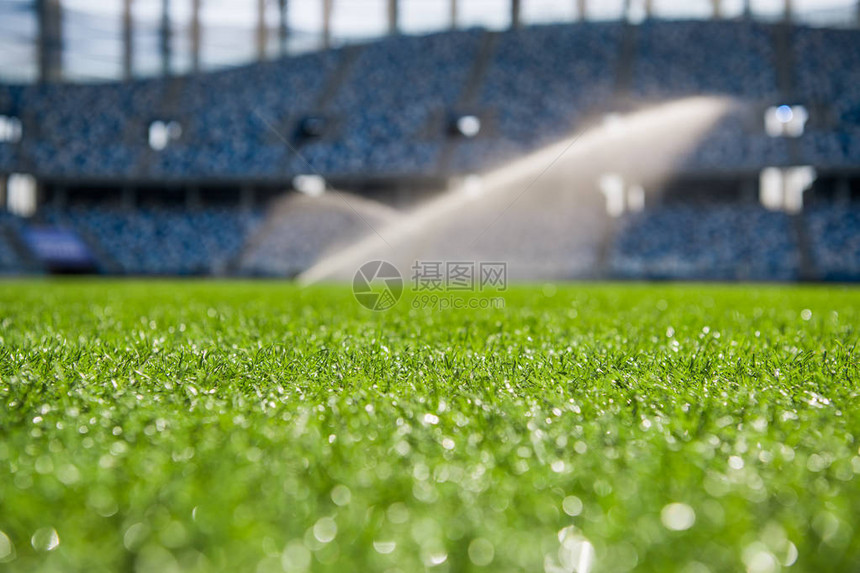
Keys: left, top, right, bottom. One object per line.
{"left": 0, "top": 212, "right": 25, "bottom": 274}
{"left": 610, "top": 204, "right": 801, "bottom": 281}
{"left": 2, "top": 21, "right": 859, "bottom": 179}
{"left": 0, "top": 201, "right": 856, "bottom": 279}
{"left": 451, "top": 22, "right": 622, "bottom": 171}
{"left": 793, "top": 28, "right": 860, "bottom": 167}
{"left": 680, "top": 109, "right": 792, "bottom": 172}
{"left": 632, "top": 21, "right": 778, "bottom": 99}
{"left": 806, "top": 204, "right": 860, "bottom": 280}
{"left": 296, "top": 30, "right": 483, "bottom": 176}
{"left": 0, "top": 20, "right": 859, "bottom": 279}
{"left": 41, "top": 206, "right": 263, "bottom": 275}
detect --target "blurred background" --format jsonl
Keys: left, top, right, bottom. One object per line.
{"left": 0, "top": 0, "right": 858, "bottom": 280}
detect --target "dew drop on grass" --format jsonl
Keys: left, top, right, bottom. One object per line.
{"left": 30, "top": 527, "right": 59, "bottom": 552}
{"left": 562, "top": 495, "right": 583, "bottom": 517}
{"left": 547, "top": 526, "right": 594, "bottom": 573}
{"left": 468, "top": 538, "right": 495, "bottom": 566}
{"left": 394, "top": 440, "right": 411, "bottom": 456}
{"left": 34, "top": 456, "right": 53, "bottom": 475}
{"left": 123, "top": 523, "right": 148, "bottom": 551}
{"left": 57, "top": 463, "right": 80, "bottom": 485}
{"left": 373, "top": 540, "right": 396, "bottom": 554}
{"left": 330, "top": 485, "right": 351, "bottom": 506}
{"left": 661, "top": 503, "right": 696, "bottom": 531}
{"left": 313, "top": 517, "right": 337, "bottom": 543}
{"left": 742, "top": 543, "right": 779, "bottom": 573}
{"left": 281, "top": 541, "right": 311, "bottom": 572}
{"left": 422, "top": 549, "right": 447, "bottom": 567}
{"left": 783, "top": 542, "right": 798, "bottom": 567}
{"left": 0, "top": 530, "right": 14, "bottom": 562}
{"left": 387, "top": 503, "right": 409, "bottom": 524}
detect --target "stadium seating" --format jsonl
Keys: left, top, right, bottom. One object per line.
{"left": 296, "top": 30, "right": 482, "bottom": 176}
{"left": 452, "top": 23, "right": 622, "bottom": 172}
{"left": 632, "top": 21, "right": 778, "bottom": 99}
{"left": 794, "top": 28, "right": 860, "bottom": 167}
{"left": 157, "top": 50, "right": 341, "bottom": 179}
{"left": 794, "top": 28, "right": 860, "bottom": 127}
{"left": 0, "top": 212, "right": 25, "bottom": 274}
{"left": 5, "top": 21, "right": 855, "bottom": 179}
{"left": 678, "top": 109, "right": 792, "bottom": 171}
{"left": 610, "top": 204, "right": 800, "bottom": 280}
{"left": 15, "top": 200, "right": 856, "bottom": 281}
{"left": 43, "top": 206, "right": 262, "bottom": 275}
{"left": 805, "top": 204, "right": 860, "bottom": 281}
{"left": 0, "top": 21, "right": 859, "bottom": 281}
{"left": 629, "top": 21, "right": 788, "bottom": 172}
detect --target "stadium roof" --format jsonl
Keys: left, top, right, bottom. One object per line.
{"left": 0, "top": 0, "right": 858, "bottom": 83}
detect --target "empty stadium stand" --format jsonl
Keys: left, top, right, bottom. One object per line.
{"left": 0, "top": 20, "right": 858, "bottom": 280}
{"left": 5, "top": 21, "right": 852, "bottom": 180}
{"left": 41, "top": 206, "right": 263, "bottom": 275}
{"left": 0, "top": 213, "right": 25, "bottom": 274}
{"left": 805, "top": 204, "right": 860, "bottom": 280}
{"left": 609, "top": 204, "right": 801, "bottom": 281}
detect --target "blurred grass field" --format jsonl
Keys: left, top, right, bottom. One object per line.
{"left": 0, "top": 281, "right": 859, "bottom": 572}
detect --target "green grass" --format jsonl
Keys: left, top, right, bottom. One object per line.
{"left": 1, "top": 281, "right": 859, "bottom": 572}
